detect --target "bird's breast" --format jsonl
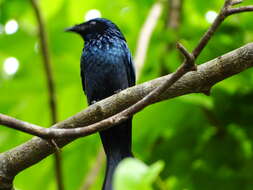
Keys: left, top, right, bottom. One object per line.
{"left": 82, "top": 43, "right": 129, "bottom": 102}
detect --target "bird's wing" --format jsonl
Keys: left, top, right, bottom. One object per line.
{"left": 80, "top": 55, "right": 86, "bottom": 94}
{"left": 124, "top": 45, "right": 136, "bottom": 87}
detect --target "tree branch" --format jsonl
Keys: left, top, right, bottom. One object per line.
{"left": 0, "top": 43, "right": 196, "bottom": 139}
{"left": 176, "top": 42, "right": 195, "bottom": 64}
{"left": 227, "top": 6, "right": 253, "bottom": 15}
{"left": 134, "top": 2, "right": 163, "bottom": 79}
{"left": 193, "top": 0, "right": 253, "bottom": 58}
{"left": 167, "top": 0, "right": 183, "bottom": 29}
{"left": 30, "top": 0, "right": 57, "bottom": 123}
{"left": 230, "top": 0, "right": 243, "bottom": 6}
{"left": 1, "top": 42, "right": 253, "bottom": 187}
{"left": 1, "top": 42, "right": 253, "bottom": 140}
{"left": 30, "top": 0, "right": 64, "bottom": 190}
{"left": 79, "top": 149, "right": 105, "bottom": 190}
{"left": 160, "top": 0, "right": 183, "bottom": 76}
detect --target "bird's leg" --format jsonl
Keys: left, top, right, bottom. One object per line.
{"left": 91, "top": 100, "right": 97, "bottom": 105}
{"left": 114, "top": 89, "right": 122, "bottom": 94}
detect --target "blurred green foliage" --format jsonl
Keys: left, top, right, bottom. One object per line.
{"left": 114, "top": 158, "right": 164, "bottom": 190}
{"left": 1, "top": 0, "right": 253, "bottom": 190}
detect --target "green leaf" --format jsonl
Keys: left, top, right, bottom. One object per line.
{"left": 114, "top": 158, "right": 164, "bottom": 190}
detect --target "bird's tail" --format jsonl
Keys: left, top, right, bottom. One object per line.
{"left": 99, "top": 118, "right": 133, "bottom": 190}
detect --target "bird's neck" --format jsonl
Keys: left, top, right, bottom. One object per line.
{"left": 84, "top": 30, "right": 125, "bottom": 46}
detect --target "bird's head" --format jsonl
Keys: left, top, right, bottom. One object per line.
{"left": 65, "top": 18, "right": 125, "bottom": 42}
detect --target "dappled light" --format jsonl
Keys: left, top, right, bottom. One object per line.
{"left": 85, "top": 9, "right": 102, "bottom": 21}
{"left": 4, "top": 19, "right": 19, "bottom": 35}
{"left": 3, "top": 57, "right": 19, "bottom": 75}
{"left": 205, "top": 10, "right": 218, "bottom": 24}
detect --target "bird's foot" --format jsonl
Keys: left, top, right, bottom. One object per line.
{"left": 114, "top": 89, "right": 122, "bottom": 94}
{"left": 91, "top": 100, "right": 97, "bottom": 105}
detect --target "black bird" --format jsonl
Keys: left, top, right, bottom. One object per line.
{"left": 66, "top": 18, "right": 136, "bottom": 190}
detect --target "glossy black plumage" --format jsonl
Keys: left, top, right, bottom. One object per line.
{"left": 66, "top": 18, "right": 135, "bottom": 190}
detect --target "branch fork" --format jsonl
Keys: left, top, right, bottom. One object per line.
{"left": 225, "top": 0, "right": 253, "bottom": 15}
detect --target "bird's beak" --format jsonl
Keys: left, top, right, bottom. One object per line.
{"left": 65, "top": 25, "right": 79, "bottom": 32}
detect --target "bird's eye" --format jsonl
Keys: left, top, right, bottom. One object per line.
{"left": 90, "top": 21, "right": 96, "bottom": 25}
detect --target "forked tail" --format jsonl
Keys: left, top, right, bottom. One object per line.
{"left": 100, "top": 119, "right": 133, "bottom": 190}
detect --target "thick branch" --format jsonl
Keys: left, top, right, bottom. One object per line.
{"left": 1, "top": 43, "right": 253, "bottom": 184}
{"left": 0, "top": 47, "right": 196, "bottom": 139}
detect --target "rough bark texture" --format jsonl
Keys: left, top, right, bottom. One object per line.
{"left": 0, "top": 43, "right": 253, "bottom": 189}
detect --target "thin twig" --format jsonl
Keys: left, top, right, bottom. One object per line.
{"left": 30, "top": 0, "right": 64, "bottom": 190}
{"left": 49, "top": 139, "right": 61, "bottom": 152}
{"left": 227, "top": 6, "right": 253, "bottom": 15}
{"left": 230, "top": 0, "right": 243, "bottom": 6}
{"left": 30, "top": 0, "right": 57, "bottom": 123}
{"left": 160, "top": 0, "right": 183, "bottom": 76}
{"left": 0, "top": 113, "right": 46, "bottom": 135}
{"left": 79, "top": 147, "right": 104, "bottom": 190}
{"left": 176, "top": 42, "right": 195, "bottom": 64}
{"left": 134, "top": 2, "right": 163, "bottom": 79}
{"left": 167, "top": 0, "right": 183, "bottom": 29}
{"left": 193, "top": 0, "right": 253, "bottom": 58}
{"left": 79, "top": 149, "right": 105, "bottom": 190}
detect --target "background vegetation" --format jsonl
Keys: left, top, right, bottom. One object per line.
{"left": 1, "top": 0, "right": 253, "bottom": 189}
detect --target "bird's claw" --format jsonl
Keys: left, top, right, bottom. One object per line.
{"left": 114, "top": 89, "right": 122, "bottom": 94}
{"left": 91, "top": 100, "right": 97, "bottom": 105}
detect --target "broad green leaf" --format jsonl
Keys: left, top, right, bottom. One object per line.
{"left": 114, "top": 158, "right": 164, "bottom": 190}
